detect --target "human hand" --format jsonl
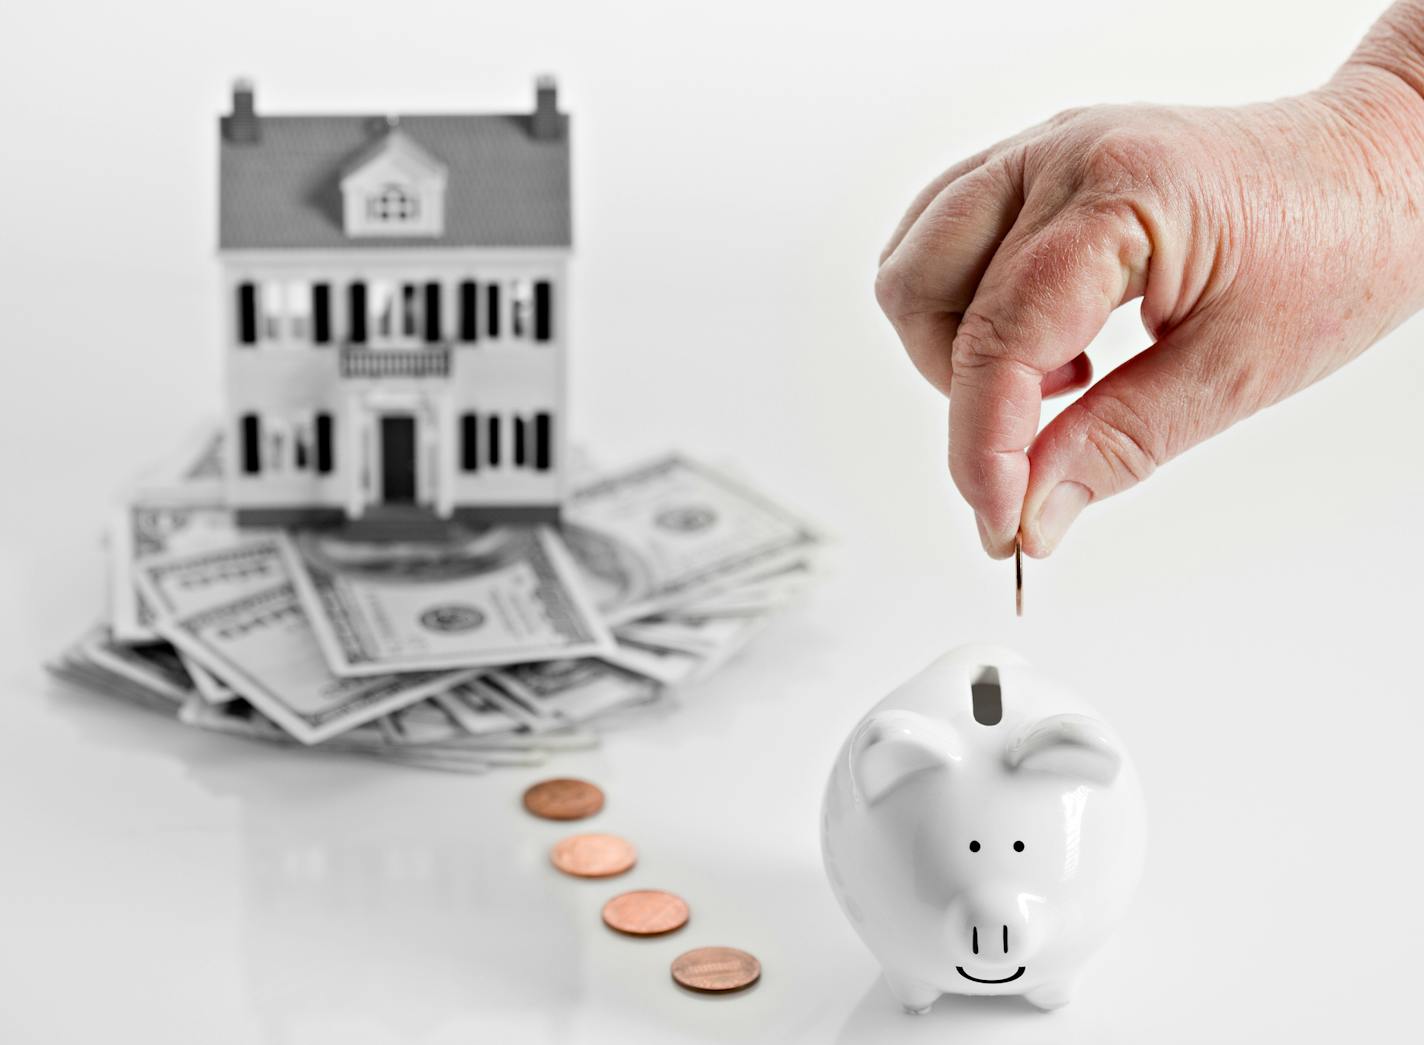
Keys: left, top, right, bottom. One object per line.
{"left": 876, "top": 8, "right": 1424, "bottom": 559}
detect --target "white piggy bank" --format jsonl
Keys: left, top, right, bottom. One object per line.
{"left": 821, "top": 644, "right": 1146, "bottom": 1014}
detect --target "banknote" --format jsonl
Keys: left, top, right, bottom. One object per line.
{"left": 182, "top": 655, "right": 238, "bottom": 705}
{"left": 79, "top": 628, "right": 194, "bottom": 703}
{"left": 487, "top": 657, "right": 661, "bottom": 725}
{"left": 135, "top": 544, "right": 475, "bottom": 744}
{"left": 280, "top": 527, "right": 613, "bottom": 677}
{"left": 562, "top": 455, "right": 822, "bottom": 624}
{"left": 109, "top": 503, "right": 244, "bottom": 642}
{"left": 602, "top": 638, "right": 702, "bottom": 686}
{"left": 178, "top": 698, "right": 506, "bottom": 773}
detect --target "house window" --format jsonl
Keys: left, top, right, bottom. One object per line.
{"left": 534, "top": 281, "right": 552, "bottom": 342}
{"left": 534, "top": 412, "right": 552, "bottom": 471}
{"left": 266, "top": 418, "right": 288, "bottom": 473}
{"left": 487, "top": 413, "right": 501, "bottom": 467}
{"left": 294, "top": 417, "right": 311, "bottom": 469}
{"left": 285, "top": 283, "right": 312, "bottom": 342}
{"left": 424, "top": 282, "right": 442, "bottom": 343}
{"left": 368, "top": 183, "right": 419, "bottom": 222}
{"left": 400, "top": 283, "right": 420, "bottom": 339}
{"left": 369, "top": 281, "right": 396, "bottom": 341}
{"left": 237, "top": 283, "right": 258, "bottom": 345}
{"left": 511, "top": 280, "right": 533, "bottom": 339}
{"left": 486, "top": 284, "right": 500, "bottom": 338}
{"left": 315, "top": 413, "right": 334, "bottom": 473}
{"left": 348, "top": 282, "right": 367, "bottom": 343}
{"left": 313, "top": 283, "right": 332, "bottom": 344}
{"left": 458, "top": 281, "right": 478, "bottom": 342}
{"left": 261, "top": 280, "right": 284, "bottom": 341}
{"left": 461, "top": 412, "right": 479, "bottom": 471}
{"left": 513, "top": 415, "right": 527, "bottom": 466}
{"left": 240, "top": 414, "right": 261, "bottom": 474}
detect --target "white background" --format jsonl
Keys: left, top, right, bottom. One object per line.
{"left": 3, "top": 1, "right": 1422, "bottom": 1042}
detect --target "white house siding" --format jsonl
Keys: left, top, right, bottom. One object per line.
{"left": 221, "top": 248, "right": 567, "bottom": 521}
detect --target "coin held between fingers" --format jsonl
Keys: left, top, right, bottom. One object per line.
{"left": 1015, "top": 535, "right": 1023, "bottom": 617}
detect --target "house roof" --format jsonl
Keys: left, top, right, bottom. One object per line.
{"left": 338, "top": 126, "right": 448, "bottom": 187}
{"left": 219, "top": 113, "right": 571, "bottom": 250}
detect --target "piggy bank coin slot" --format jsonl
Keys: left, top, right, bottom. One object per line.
{"left": 971, "top": 666, "right": 1002, "bottom": 726}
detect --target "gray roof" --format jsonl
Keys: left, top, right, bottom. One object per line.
{"left": 219, "top": 113, "right": 570, "bottom": 250}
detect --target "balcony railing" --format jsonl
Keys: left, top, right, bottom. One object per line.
{"left": 340, "top": 345, "right": 451, "bottom": 379}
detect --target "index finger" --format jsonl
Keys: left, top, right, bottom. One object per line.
{"left": 949, "top": 207, "right": 1149, "bottom": 556}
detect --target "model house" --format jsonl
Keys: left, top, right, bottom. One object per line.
{"left": 218, "top": 78, "right": 570, "bottom": 528}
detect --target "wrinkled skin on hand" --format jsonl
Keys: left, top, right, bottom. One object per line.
{"left": 876, "top": 39, "right": 1424, "bottom": 559}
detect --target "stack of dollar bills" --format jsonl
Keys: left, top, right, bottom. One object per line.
{"left": 48, "top": 431, "right": 822, "bottom": 774}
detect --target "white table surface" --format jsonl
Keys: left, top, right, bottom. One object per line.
{"left": 3, "top": 1, "right": 1421, "bottom": 1041}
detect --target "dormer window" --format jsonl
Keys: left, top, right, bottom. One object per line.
{"left": 369, "top": 183, "right": 419, "bottom": 223}
{"left": 339, "top": 126, "right": 447, "bottom": 238}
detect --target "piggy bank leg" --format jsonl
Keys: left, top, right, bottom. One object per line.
{"left": 882, "top": 968, "right": 941, "bottom": 1015}
{"left": 1024, "top": 976, "right": 1080, "bottom": 1012}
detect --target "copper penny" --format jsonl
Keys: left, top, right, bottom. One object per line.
{"left": 550, "top": 833, "right": 637, "bottom": 878}
{"left": 523, "top": 778, "right": 605, "bottom": 821}
{"left": 602, "top": 890, "right": 690, "bottom": 936}
{"left": 670, "top": 946, "right": 761, "bottom": 993}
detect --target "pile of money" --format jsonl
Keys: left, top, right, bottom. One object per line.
{"left": 48, "top": 431, "right": 822, "bottom": 773}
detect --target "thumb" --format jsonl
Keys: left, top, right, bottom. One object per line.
{"left": 1020, "top": 313, "right": 1261, "bottom": 557}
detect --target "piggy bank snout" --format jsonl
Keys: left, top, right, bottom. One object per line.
{"left": 949, "top": 888, "right": 1046, "bottom": 968}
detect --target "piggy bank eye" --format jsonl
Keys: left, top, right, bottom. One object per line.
{"left": 968, "top": 840, "right": 981, "bottom": 853}
{"left": 1013, "top": 840, "right": 1025, "bottom": 852}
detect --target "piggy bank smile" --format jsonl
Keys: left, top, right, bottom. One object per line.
{"left": 955, "top": 965, "right": 1026, "bottom": 985}
{"left": 820, "top": 644, "right": 1147, "bottom": 1015}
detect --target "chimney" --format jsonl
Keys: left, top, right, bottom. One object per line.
{"left": 531, "top": 75, "right": 562, "bottom": 141}
{"left": 224, "top": 78, "right": 260, "bottom": 144}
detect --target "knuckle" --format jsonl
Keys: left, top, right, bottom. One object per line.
{"left": 949, "top": 311, "right": 1010, "bottom": 373}
{"left": 873, "top": 260, "right": 911, "bottom": 318}
{"left": 1076, "top": 392, "right": 1164, "bottom": 487}
{"left": 1080, "top": 131, "right": 1165, "bottom": 191}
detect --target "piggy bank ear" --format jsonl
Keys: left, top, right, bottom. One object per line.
{"left": 1005, "top": 714, "right": 1123, "bottom": 786}
{"left": 850, "top": 710, "right": 961, "bottom": 804}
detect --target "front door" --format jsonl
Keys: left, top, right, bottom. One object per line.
{"left": 379, "top": 415, "right": 417, "bottom": 504}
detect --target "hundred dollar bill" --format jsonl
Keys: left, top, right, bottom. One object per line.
{"left": 486, "top": 657, "right": 661, "bottom": 725}
{"left": 279, "top": 527, "right": 613, "bottom": 677}
{"left": 109, "top": 502, "right": 241, "bottom": 642}
{"left": 135, "top": 541, "right": 475, "bottom": 744}
{"left": 562, "top": 455, "right": 822, "bottom": 624}
{"left": 178, "top": 698, "right": 501, "bottom": 773}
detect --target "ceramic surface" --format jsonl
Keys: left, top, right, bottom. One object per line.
{"left": 821, "top": 644, "right": 1147, "bottom": 1014}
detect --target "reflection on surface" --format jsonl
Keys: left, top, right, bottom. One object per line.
{"left": 56, "top": 685, "right": 586, "bottom": 1044}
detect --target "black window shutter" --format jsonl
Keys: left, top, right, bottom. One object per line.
{"left": 487, "top": 414, "right": 501, "bottom": 466}
{"left": 461, "top": 412, "right": 479, "bottom": 471}
{"left": 514, "top": 416, "right": 527, "bottom": 467}
{"left": 459, "top": 280, "right": 478, "bottom": 342}
{"left": 241, "top": 414, "right": 261, "bottom": 473}
{"left": 424, "top": 282, "right": 442, "bottom": 343}
{"left": 237, "top": 283, "right": 257, "bottom": 345}
{"left": 348, "top": 282, "right": 367, "bottom": 343}
{"left": 534, "top": 412, "right": 552, "bottom": 471}
{"left": 486, "top": 284, "right": 500, "bottom": 338}
{"left": 534, "top": 281, "right": 552, "bottom": 342}
{"left": 315, "top": 413, "right": 334, "bottom": 473}
{"left": 312, "top": 283, "right": 331, "bottom": 344}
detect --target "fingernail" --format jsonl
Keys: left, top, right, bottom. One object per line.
{"left": 1032, "top": 482, "right": 1091, "bottom": 553}
{"left": 975, "top": 514, "right": 1016, "bottom": 559}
